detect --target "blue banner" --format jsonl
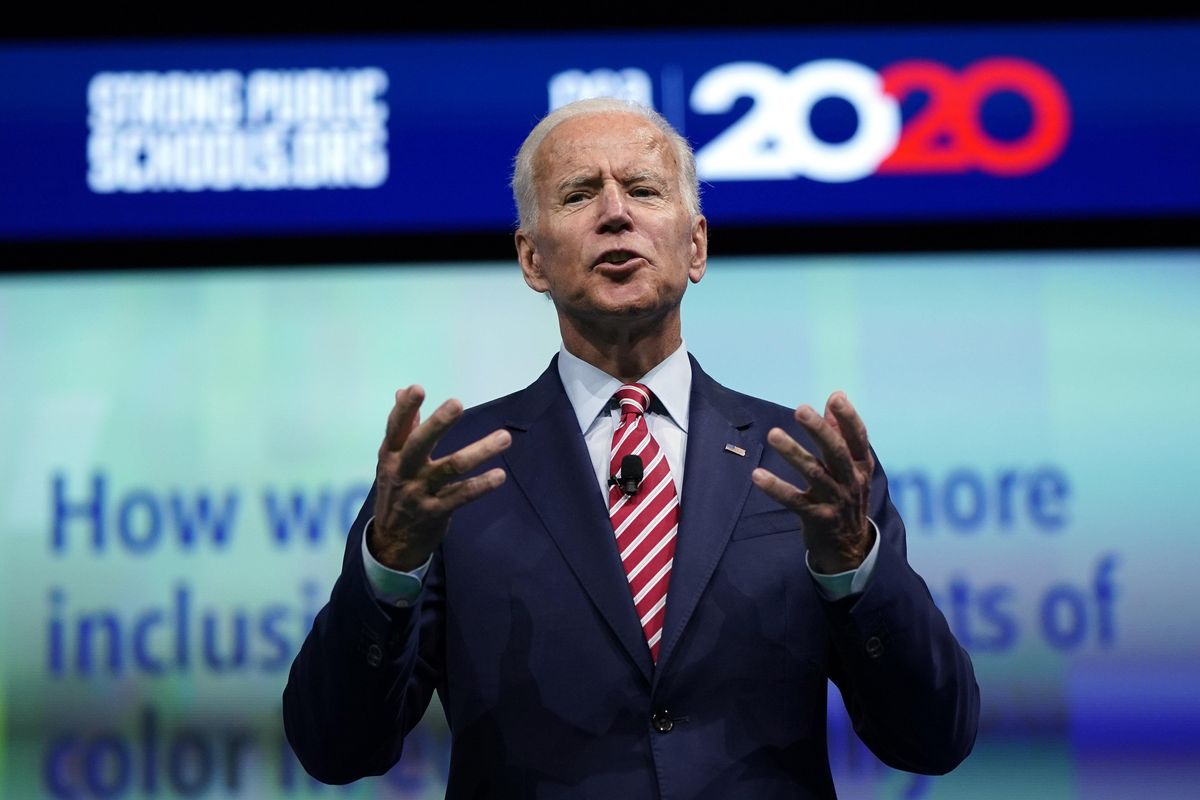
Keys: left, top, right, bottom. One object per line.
{"left": 1, "top": 21, "right": 1197, "bottom": 241}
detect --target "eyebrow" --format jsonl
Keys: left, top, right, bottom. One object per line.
{"left": 624, "top": 171, "right": 668, "bottom": 188}
{"left": 556, "top": 174, "right": 600, "bottom": 194}
{"left": 555, "top": 170, "right": 669, "bottom": 195}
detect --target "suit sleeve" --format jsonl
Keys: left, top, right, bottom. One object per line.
{"left": 281, "top": 483, "right": 444, "bottom": 784}
{"left": 823, "top": 453, "right": 981, "bottom": 775}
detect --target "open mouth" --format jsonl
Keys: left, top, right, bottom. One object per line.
{"left": 594, "top": 250, "right": 642, "bottom": 268}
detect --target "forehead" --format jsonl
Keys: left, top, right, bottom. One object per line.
{"left": 534, "top": 111, "right": 676, "bottom": 183}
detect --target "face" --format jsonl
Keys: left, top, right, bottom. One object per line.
{"left": 515, "top": 111, "right": 707, "bottom": 338}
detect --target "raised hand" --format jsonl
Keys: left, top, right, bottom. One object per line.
{"left": 750, "top": 391, "right": 876, "bottom": 573}
{"left": 368, "top": 385, "right": 512, "bottom": 571}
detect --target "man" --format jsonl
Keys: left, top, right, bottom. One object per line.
{"left": 283, "top": 97, "right": 979, "bottom": 798}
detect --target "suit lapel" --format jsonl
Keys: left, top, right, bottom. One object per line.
{"left": 500, "top": 358, "right": 655, "bottom": 682}
{"left": 655, "top": 356, "right": 762, "bottom": 675}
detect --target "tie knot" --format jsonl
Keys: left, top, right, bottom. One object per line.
{"left": 614, "top": 383, "right": 652, "bottom": 418}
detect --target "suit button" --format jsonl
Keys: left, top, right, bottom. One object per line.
{"left": 651, "top": 711, "right": 674, "bottom": 733}
{"left": 366, "top": 643, "right": 383, "bottom": 667}
{"left": 865, "top": 636, "right": 884, "bottom": 659}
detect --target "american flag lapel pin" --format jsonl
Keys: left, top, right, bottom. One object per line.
{"left": 724, "top": 443, "right": 746, "bottom": 457}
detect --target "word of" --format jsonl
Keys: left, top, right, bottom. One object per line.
{"left": 932, "top": 553, "right": 1119, "bottom": 652}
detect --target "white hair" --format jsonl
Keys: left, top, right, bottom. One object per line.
{"left": 510, "top": 97, "right": 701, "bottom": 231}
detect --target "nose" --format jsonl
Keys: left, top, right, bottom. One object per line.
{"left": 596, "top": 182, "right": 632, "bottom": 232}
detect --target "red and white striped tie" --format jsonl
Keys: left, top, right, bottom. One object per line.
{"left": 608, "top": 383, "right": 679, "bottom": 663}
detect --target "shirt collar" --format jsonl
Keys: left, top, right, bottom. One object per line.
{"left": 557, "top": 340, "right": 692, "bottom": 434}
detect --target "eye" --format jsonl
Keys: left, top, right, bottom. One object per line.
{"left": 564, "top": 191, "right": 589, "bottom": 204}
{"left": 630, "top": 186, "right": 659, "bottom": 199}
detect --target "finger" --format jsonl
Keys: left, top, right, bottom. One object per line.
{"left": 765, "top": 427, "right": 840, "bottom": 497}
{"left": 822, "top": 394, "right": 843, "bottom": 437}
{"left": 424, "top": 429, "right": 513, "bottom": 489}
{"left": 794, "top": 404, "right": 855, "bottom": 484}
{"left": 381, "top": 385, "right": 425, "bottom": 456}
{"left": 826, "top": 391, "right": 873, "bottom": 467}
{"left": 751, "top": 467, "right": 816, "bottom": 514}
{"left": 397, "top": 397, "right": 465, "bottom": 477}
{"left": 432, "top": 467, "right": 508, "bottom": 512}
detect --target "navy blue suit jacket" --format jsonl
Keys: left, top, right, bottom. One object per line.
{"left": 283, "top": 354, "right": 979, "bottom": 798}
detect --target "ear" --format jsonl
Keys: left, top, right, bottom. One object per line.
{"left": 688, "top": 215, "right": 708, "bottom": 284}
{"left": 515, "top": 229, "right": 550, "bottom": 293}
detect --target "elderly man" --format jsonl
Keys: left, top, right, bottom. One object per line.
{"left": 283, "top": 97, "right": 979, "bottom": 799}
